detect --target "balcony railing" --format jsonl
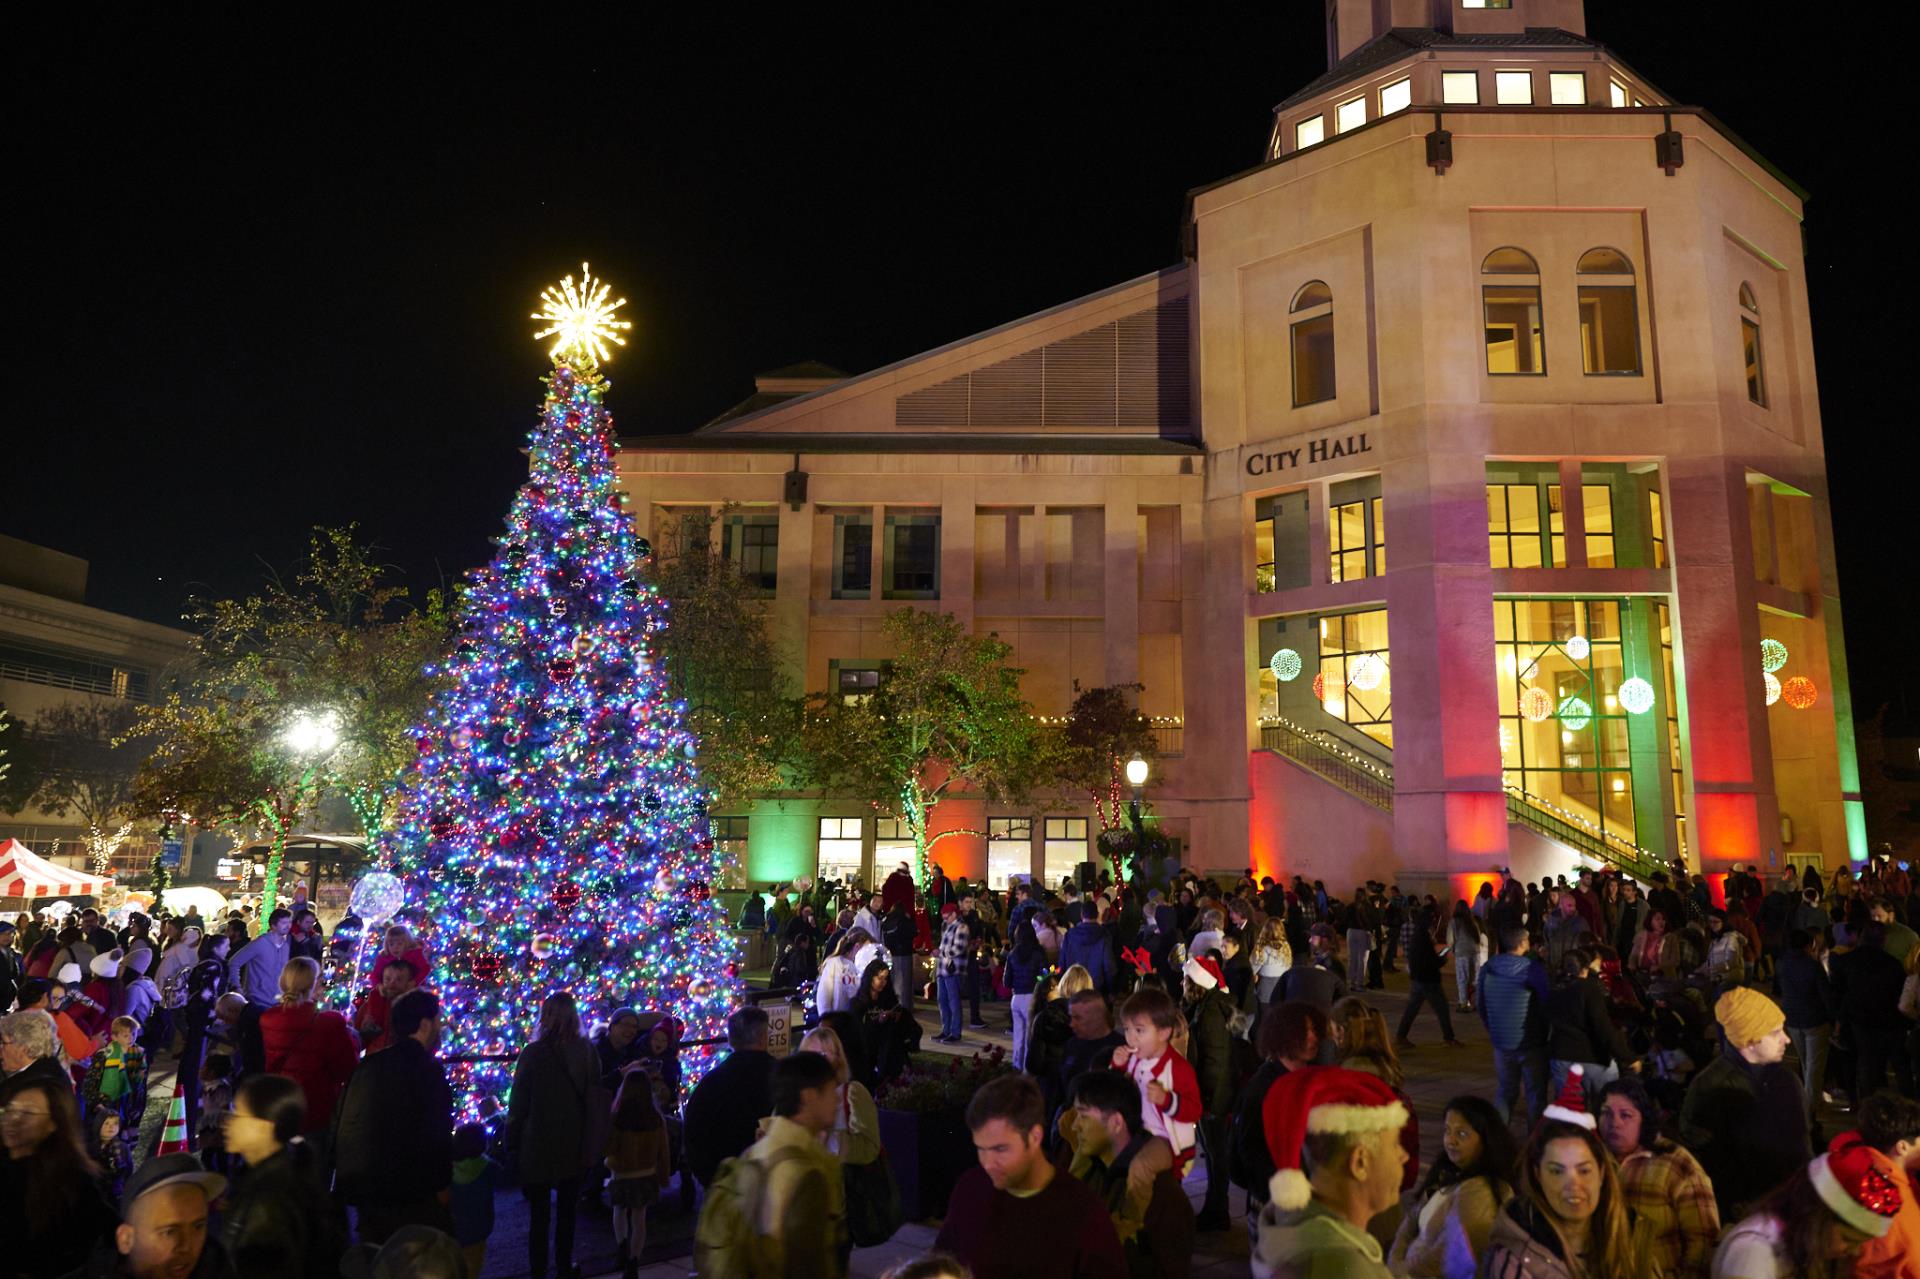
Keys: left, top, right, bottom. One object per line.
{"left": 1257, "top": 717, "right": 1394, "bottom": 810}
{"left": 1504, "top": 787, "right": 1664, "bottom": 882}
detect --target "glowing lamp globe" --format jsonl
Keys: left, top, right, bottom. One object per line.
{"left": 1557, "top": 695, "right": 1593, "bottom": 731}
{"left": 1125, "top": 754, "right": 1150, "bottom": 788}
{"left": 1617, "top": 677, "right": 1656, "bottom": 716}
{"left": 1564, "top": 635, "right": 1591, "bottom": 661}
{"left": 283, "top": 711, "right": 340, "bottom": 756}
{"left": 1764, "top": 672, "right": 1782, "bottom": 706}
{"left": 1781, "top": 676, "right": 1818, "bottom": 710}
{"left": 1348, "top": 653, "right": 1387, "bottom": 691}
{"left": 1520, "top": 687, "right": 1554, "bottom": 722}
{"left": 1760, "top": 638, "right": 1789, "bottom": 674}
{"left": 1269, "top": 648, "right": 1303, "bottom": 682}
{"left": 349, "top": 871, "right": 407, "bottom": 922}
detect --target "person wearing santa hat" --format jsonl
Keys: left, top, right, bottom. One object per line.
{"left": 1711, "top": 1130, "right": 1901, "bottom": 1278}
{"left": 1250, "top": 1064, "right": 1408, "bottom": 1278}
{"left": 1677, "top": 987, "right": 1811, "bottom": 1223}
{"left": 1483, "top": 1066, "right": 1661, "bottom": 1278}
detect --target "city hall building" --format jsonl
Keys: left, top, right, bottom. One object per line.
{"left": 615, "top": 0, "right": 1861, "bottom": 902}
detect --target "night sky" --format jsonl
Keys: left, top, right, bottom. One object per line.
{"left": 11, "top": 8, "right": 1906, "bottom": 718}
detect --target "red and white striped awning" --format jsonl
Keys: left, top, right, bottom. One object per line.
{"left": 0, "top": 839, "right": 114, "bottom": 900}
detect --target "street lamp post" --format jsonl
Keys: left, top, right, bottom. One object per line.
{"left": 1125, "top": 753, "right": 1150, "bottom": 870}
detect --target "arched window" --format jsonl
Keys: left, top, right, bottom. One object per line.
{"left": 1576, "top": 247, "right": 1641, "bottom": 375}
{"left": 1482, "top": 248, "right": 1544, "bottom": 374}
{"left": 1290, "top": 281, "right": 1335, "bottom": 406}
{"left": 1739, "top": 282, "right": 1766, "bottom": 406}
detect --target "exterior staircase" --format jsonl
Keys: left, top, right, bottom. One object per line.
{"left": 1255, "top": 717, "right": 1665, "bottom": 881}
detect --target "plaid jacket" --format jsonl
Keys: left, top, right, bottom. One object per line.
{"left": 937, "top": 918, "right": 972, "bottom": 976}
{"left": 1618, "top": 1139, "right": 1720, "bottom": 1279}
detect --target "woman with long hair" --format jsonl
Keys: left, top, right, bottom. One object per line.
{"left": 258, "top": 956, "right": 359, "bottom": 1138}
{"left": 1003, "top": 922, "right": 1048, "bottom": 1072}
{"left": 1331, "top": 995, "right": 1419, "bottom": 1189}
{"left": 1597, "top": 1077, "right": 1719, "bottom": 1279}
{"left": 798, "top": 1026, "right": 880, "bottom": 1164}
{"left": 814, "top": 925, "right": 877, "bottom": 1017}
{"left": 509, "top": 990, "right": 596, "bottom": 1279}
{"left": 1250, "top": 916, "right": 1292, "bottom": 1007}
{"left": 221, "top": 1072, "right": 343, "bottom": 1278}
{"left": 1631, "top": 909, "right": 1674, "bottom": 978}
{"left": 1483, "top": 1119, "right": 1658, "bottom": 1279}
{"left": 850, "top": 956, "right": 921, "bottom": 1083}
{"left": 605, "top": 1064, "right": 672, "bottom": 1279}
{"left": 1710, "top": 1133, "right": 1897, "bottom": 1279}
{"left": 1389, "top": 1094, "right": 1518, "bottom": 1277}
{"left": 1450, "top": 900, "right": 1485, "bottom": 1013}
{"left": 179, "top": 931, "right": 231, "bottom": 1144}
{"left": 0, "top": 1079, "right": 115, "bottom": 1278}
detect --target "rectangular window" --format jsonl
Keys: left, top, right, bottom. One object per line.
{"left": 1488, "top": 477, "right": 1568, "bottom": 568}
{"left": 1579, "top": 286, "right": 1641, "bottom": 374}
{"left": 1462, "top": 0, "right": 1512, "bottom": 7}
{"left": 1742, "top": 318, "right": 1767, "bottom": 406}
{"left": 1291, "top": 312, "right": 1336, "bottom": 405}
{"left": 1582, "top": 484, "right": 1616, "bottom": 567}
{"left": 832, "top": 662, "right": 883, "bottom": 706}
{"left": 1371, "top": 496, "right": 1386, "bottom": 574}
{"left": 1550, "top": 72, "right": 1588, "bottom": 105}
{"left": 1380, "top": 78, "right": 1412, "bottom": 116}
{"left": 1647, "top": 490, "right": 1667, "bottom": 569}
{"left": 1329, "top": 500, "right": 1367, "bottom": 582}
{"left": 1495, "top": 71, "right": 1533, "bottom": 105}
{"left": 987, "top": 818, "right": 1032, "bottom": 891}
{"left": 817, "top": 817, "right": 864, "bottom": 885}
{"left": 1295, "top": 116, "right": 1325, "bottom": 149}
{"left": 1042, "top": 818, "right": 1088, "bottom": 891}
{"left": 0, "top": 641, "right": 151, "bottom": 701}
{"left": 1547, "top": 486, "right": 1565, "bottom": 568}
{"left": 722, "top": 515, "right": 779, "bottom": 592}
{"left": 1316, "top": 608, "right": 1392, "bottom": 750}
{"left": 1609, "top": 80, "right": 1628, "bottom": 108}
{"left": 1442, "top": 71, "right": 1480, "bottom": 104}
{"left": 833, "top": 513, "right": 872, "bottom": 598}
{"left": 884, "top": 513, "right": 940, "bottom": 598}
{"left": 1255, "top": 512, "right": 1277, "bottom": 594}
{"left": 875, "top": 817, "right": 917, "bottom": 880}
{"left": 1336, "top": 96, "right": 1367, "bottom": 133}
{"left": 712, "top": 816, "right": 749, "bottom": 889}
{"left": 1483, "top": 286, "right": 1545, "bottom": 374}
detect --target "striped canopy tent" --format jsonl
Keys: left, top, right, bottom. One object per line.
{"left": 0, "top": 838, "right": 114, "bottom": 901}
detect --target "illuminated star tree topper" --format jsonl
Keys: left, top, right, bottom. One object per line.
{"left": 531, "top": 261, "right": 633, "bottom": 367}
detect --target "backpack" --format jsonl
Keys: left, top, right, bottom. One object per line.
{"left": 693, "top": 1145, "right": 805, "bottom": 1278}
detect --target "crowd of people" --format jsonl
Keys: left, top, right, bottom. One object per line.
{"left": 6, "top": 848, "right": 1920, "bottom": 1278}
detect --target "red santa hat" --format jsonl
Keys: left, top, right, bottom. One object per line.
{"left": 1182, "top": 955, "right": 1225, "bottom": 990}
{"left": 1543, "top": 1065, "right": 1596, "bottom": 1130}
{"left": 1809, "top": 1132, "right": 1902, "bottom": 1238}
{"left": 1263, "top": 1066, "right": 1410, "bottom": 1211}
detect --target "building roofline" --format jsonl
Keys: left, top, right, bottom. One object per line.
{"left": 618, "top": 432, "right": 1205, "bottom": 456}
{"left": 694, "top": 264, "right": 1190, "bottom": 435}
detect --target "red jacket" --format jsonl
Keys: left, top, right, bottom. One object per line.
{"left": 881, "top": 869, "right": 916, "bottom": 914}
{"left": 370, "top": 946, "right": 431, "bottom": 990}
{"left": 260, "top": 1003, "right": 360, "bottom": 1133}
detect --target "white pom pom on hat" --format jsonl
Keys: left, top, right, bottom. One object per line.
{"left": 1262, "top": 1065, "right": 1411, "bottom": 1211}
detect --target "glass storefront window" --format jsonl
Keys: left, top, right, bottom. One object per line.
{"left": 817, "top": 817, "right": 864, "bottom": 885}
{"left": 1318, "top": 609, "right": 1392, "bottom": 749}
{"left": 712, "top": 816, "right": 749, "bottom": 890}
{"left": 1042, "top": 818, "right": 1088, "bottom": 891}
{"left": 1583, "top": 484, "right": 1616, "bottom": 567}
{"left": 875, "top": 818, "right": 916, "bottom": 888}
{"left": 988, "top": 818, "right": 1032, "bottom": 891}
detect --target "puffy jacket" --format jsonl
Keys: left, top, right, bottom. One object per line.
{"left": 1058, "top": 921, "right": 1114, "bottom": 991}
{"left": 332, "top": 1037, "right": 453, "bottom": 1204}
{"left": 507, "top": 1034, "right": 596, "bottom": 1183}
{"left": 259, "top": 1003, "right": 360, "bottom": 1134}
{"left": 220, "top": 1140, "right": 342, "bottom": 1279}
{"left": 1477, "top": 953, "right": 1549, "bottom": 1051}
{"left": 1004, "top": 944, "right": 1048, "bottom": 995}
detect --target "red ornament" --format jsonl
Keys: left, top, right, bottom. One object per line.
{"left": 687, "top": 880, "right": 712, "bottom": 903}
{"left": 553, "top": 880, "right": 584, "bottom": 911}
{"left": 429, "top": 816, "right": 455, "bottom": 840}
{"left": 548, "top": 658, "right": 577, "bottom": 681}
{"left": 469, "top": 950, "right": 503, "bottom": 981}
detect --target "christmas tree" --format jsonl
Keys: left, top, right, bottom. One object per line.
{"left": 374, "top": 265, "right": 738, "bottom": 1115}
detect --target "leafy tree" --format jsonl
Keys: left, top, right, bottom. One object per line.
{"left": 13, "top": 700, "right": 145, "bottom": 874}
{"left": 648, "top": 508, "right": 801, "bottom": 810}
{"left": 130, "top": 526, "right": 452, "bottom": 911}
{"left": 1052, "top": 682, "right": 1159, "bottom": 831}
{"left": 798, "top": 607, "right": 1043, "bottom": 887}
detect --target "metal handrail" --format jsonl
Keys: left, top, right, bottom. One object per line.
{"left": 1504, "top": 787, "right": 1663, "bottom": 882}
{"left": 1258, "top": 721, "right": 1394, "bottom": 811}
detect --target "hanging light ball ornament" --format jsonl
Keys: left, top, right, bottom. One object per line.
{"left": 1269, "top": 648, "right": 1303, "bottom": 682}
{"left": 1311, "top": 672, "right": 1327, "bottom": 701}
{"left": 1564, "top": 635, "right": 1591, "bottom": 662}
{"left": 1557, "top": 696, "right": 1593, "bottom": 731}
{"left": 1782, "top": 676, "right": 1818, "bottom": 710}
{"left": 349, "top": 871, "right": 407, "bottom": 923}
{"left": 529, "top": 933, "right": 559, "bottom": 960}
{"left": 1520, "top": 686, "right": 1554, "bottom": 722}
{"left": 1764, "top": 672, "right": 1782, "bottom": 706}
{"left": 1348, "top": 653, "right": 1387, "bottom": 691}
{"left": 1760, "top": 639, "right": 1789, "bottom": 673}
{"left": 1617, "top": 677, "right": 1656, "bottom": 716}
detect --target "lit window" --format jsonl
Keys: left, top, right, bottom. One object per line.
{"left": 712, "top": 816, "right": 749, "bottom": 889}
{"left": 1609, "top": 80, "right": 1628, "bottom": 108}
{"left": 1462, "top": 0, "right": 1512, "bottom": 7}
{"left": 1042, "top": 818, "right": 1088, "bottom": 889}
{"left": 1482, "top": 247, "right": 1544, "bottom": 375}
{"left": 1550, "top": 72, "right": 1587, "bottom": 105}
{"left": 1337, "top": 96, "right": 1367, "bottom": 133}
{"left": 1740, "top": 283, "right": 1767, "bottom": 407}
{"left": 1582, "top": 483, "right": 1616, "bottom": 567}
{"left": 1380, "top": 78, "right": 1412, "bottom": 116}
{"left": 1647, "top": 490, "right": 1667, "bottom": 569}
{"left": 1632, "top": 97, "right": 1646, "bottom": 108}
{"left": 1576, "top": 247, "right": 1640, "bottom": 376}
{"left": 987, "top": 818, "right": 1032, "bottom": 891}
{"left": 1290, "top": 280, "right": 1336, "bottom": 406}
{"left": 1495, "top": 72, "right": 1533, "bottom": 105}
{"left": 817, "top": 817, "right": 864, "bottom": 884}
{"left": 1328, "top": 487, "right": 1385, "bottom": 582}
{"left": 833, "top": 662, "right": 883, "bottom": 706}
{"left": 1296, "top": 116, "right": 1325, "bottom": 149}
{"left": 1442, "top": 72, "right": 1480, "bottom": 104}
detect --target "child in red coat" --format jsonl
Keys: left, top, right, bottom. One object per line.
{"left": 1109, "top": 985, "right": 1201, "bottom": 1174}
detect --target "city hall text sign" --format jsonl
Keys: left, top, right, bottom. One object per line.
{"left": 1244, "top": 431, "right": 1371, "bottom": 477}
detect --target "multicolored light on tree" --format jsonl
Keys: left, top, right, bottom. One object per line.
{"left": 370, "top": 281, "right": 736, "bottom": 1117}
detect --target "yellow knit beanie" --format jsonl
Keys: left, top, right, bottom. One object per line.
{"left": 1715, "top": 987, "right": 1784, "bottom": 1048}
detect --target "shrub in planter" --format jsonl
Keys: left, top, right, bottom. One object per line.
{"left": 873, "top": 1047, "right": 1012, "bottom": 1219}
